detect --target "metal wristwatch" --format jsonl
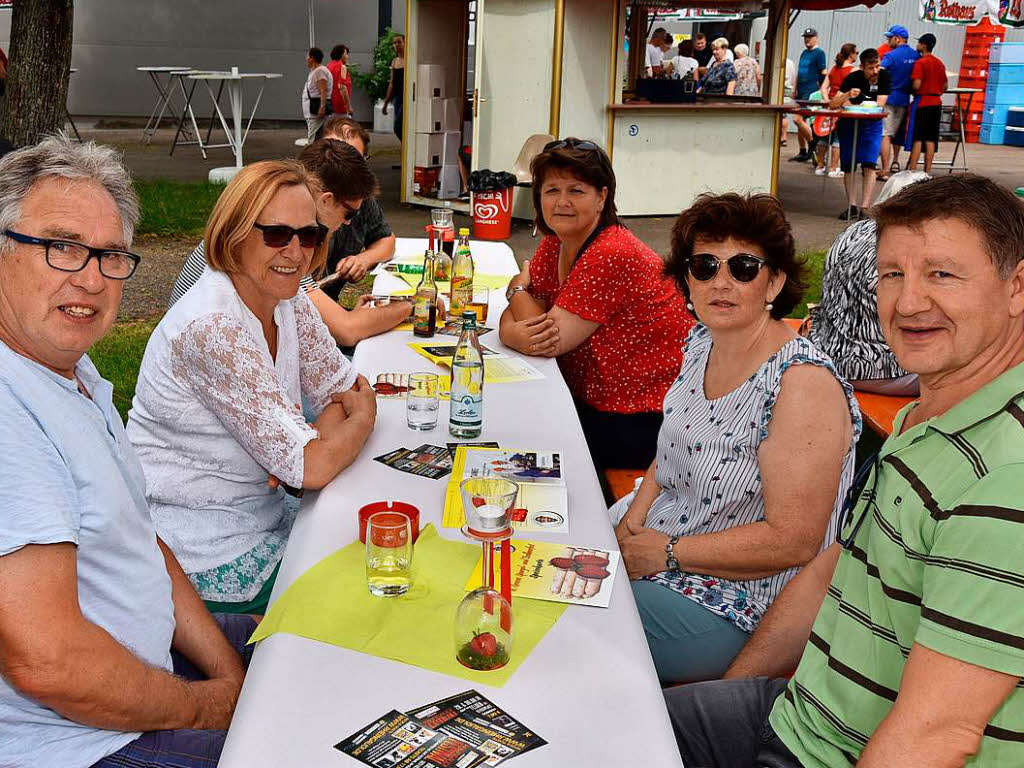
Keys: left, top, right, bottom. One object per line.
{"left": 665, "top": 536, "right": 680, "bottom": 571}
{"left": 505, "top": 284, "right": 528, "bottom": 301}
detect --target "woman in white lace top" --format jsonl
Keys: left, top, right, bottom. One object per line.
{"left": 127, "top": 160, "right": 377, "bottom": 613}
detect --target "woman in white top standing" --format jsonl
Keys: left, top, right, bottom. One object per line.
{"left": 665, "top": 39, "right": 699, "bottom": 81}
{"left": 302, "top": 46, "right": 333, "bottom": 141}
{"left": 127, "top": 160, "right": 376, "bottom": 614}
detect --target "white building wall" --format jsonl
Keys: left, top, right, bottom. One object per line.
{"left": 0, "top": 0, "right": 399, "bottom": 121}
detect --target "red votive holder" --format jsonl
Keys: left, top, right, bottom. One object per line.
{"left": 359, "top": 501, "right": 420, "bottom": 544}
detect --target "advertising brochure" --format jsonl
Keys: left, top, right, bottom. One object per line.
{"left": 442, "top": 448, "right": 568, "bottom": 534}
{"left": 405, "top": 690, "right": 547, "bottom": 766}
{"left": 407, "top": 343, "right": 501, "bottom": 366}
{"left": 373, "top": 373, "right": 412, "bottom": 399}
{"left": 335, "top": 710, "right": 485, "bottom": 768}
{"left": 446, "top": 441, "right": 500, "bottom": 458}
{"left": 465, "top": 541, "right": 621, "bottom": 609}
{"left": 374, "top": 444, "right": 454, "bottom": 480}
{"left": 406, "top": 344, "right": 544, "bottom": 386}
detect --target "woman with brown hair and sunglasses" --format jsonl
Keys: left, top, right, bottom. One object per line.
{"left": 127, "top": 160, "right": 377, "bottom": 615}
{"left": 611, "top": 192, "right": 861, "bottom": 684}
{"left": 499, "top": 137, "right": 692, "bottom": 471}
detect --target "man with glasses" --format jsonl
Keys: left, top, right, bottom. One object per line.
{"left": 0, "top": 136, "right": 253, "bottom": 767}
{"left": 663, "top": 174, "right": 1024, "bottom": 768}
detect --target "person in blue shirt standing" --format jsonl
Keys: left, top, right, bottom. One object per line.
{"left": 879, "top": 25, "right": 919, "bottom": 179}
{"left": 790, "top": 28, "right": 827, "bottom": 163}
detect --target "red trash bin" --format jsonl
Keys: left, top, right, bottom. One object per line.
{"left": 472, "top": 187, "right": 513, "bottom": 240}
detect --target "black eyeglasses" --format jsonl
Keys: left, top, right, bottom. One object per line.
{"left": 544, "top": 139, "right": 600, "bottom": 152}
{"left": 687, "top": 252, "right": 769, "bottom": 283}
{"left": 4, "top": 229, "right": 141, "bottom": 279}
{"left": 253, "top": 223, "right": 328, "bottom": 249}
{"left": 837, "top": 453, "right": 879, "bottom": 550}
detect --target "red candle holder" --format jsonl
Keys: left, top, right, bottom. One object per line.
{"left": 358, "top": 501, "right": 420, "bottom": 544}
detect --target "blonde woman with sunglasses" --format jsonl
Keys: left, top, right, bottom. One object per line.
{"left": 127, "top": 160, "right": 377, "bottom": 615}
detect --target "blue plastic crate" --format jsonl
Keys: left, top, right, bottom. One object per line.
{"left": 1009, "top": 107, "right": 1024, "bottom": 128}
{"left": 983, "top": 103, "right": 1023, "bottom": 125}
{"left": 989, "top": 65, "right": 1024, "bottom": 86}
{"left": 1006, "top": 127, "right": 1024, "bottom": 147}
{"left": 990, "top": 43, "right": 1024, "bottom": 65}
{"left": 984, "top": 81, "right": 1024, "bottom": 105}
{"left": 980, "top": 122, "right": 1006, "bottom": 144}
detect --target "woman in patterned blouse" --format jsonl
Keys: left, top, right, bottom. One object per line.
{"left": 612, "top": 193, "right": 861, "bottom": 684}
{"left": 698, "top": 38, "right": 736, "bottom": 96}
{"left": 127, "top": 161, "right": 377, "bottom": 614}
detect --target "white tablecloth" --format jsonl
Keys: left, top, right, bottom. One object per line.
{"left": 218, "top": 240, "right": 682, "bottom": 767}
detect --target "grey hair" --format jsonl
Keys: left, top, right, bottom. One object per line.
{"left": 734, "top": 43, "right": 749, "bottom": 58}
{"left": 0, "top": 133, "right": 139, "bottom": 253}
{"left": 712, "top": 37, "right": 729, "bottom": 50}
{"left": 875, "top": 170, "right": 931, "bottom": 205}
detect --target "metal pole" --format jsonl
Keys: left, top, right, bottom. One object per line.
{"left": 549, "top": 0, "right": 566, "bottom": 138}
{"left": 308, "top": 0, "right": 315, "bottom": 48}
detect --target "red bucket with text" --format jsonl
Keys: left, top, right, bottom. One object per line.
{"left": 472, "top": 188, "right": 513, "bottom": 240}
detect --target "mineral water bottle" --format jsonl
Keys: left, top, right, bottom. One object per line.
{"left": 449, "top": 311, "right": 484, "bottom": 438}
{"left": 450, "top": 228, "right": 474, "bottom": 320}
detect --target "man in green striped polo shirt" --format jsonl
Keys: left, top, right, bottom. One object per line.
{"left": 664, "top": 174, "right": 1024, "bottom": 768}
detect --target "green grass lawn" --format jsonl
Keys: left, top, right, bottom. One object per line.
{"left": 135, "top": 179, "right": 224, "bottom": 237}
{"left": 91, "top": 257, "right": 827, "bottom": 423}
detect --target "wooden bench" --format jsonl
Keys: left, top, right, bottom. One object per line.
{"left": 854, "top": 391, "right": 913, "bottom": 437}
{"left": 604, "top": 468, "right": 646, "bottom": 502}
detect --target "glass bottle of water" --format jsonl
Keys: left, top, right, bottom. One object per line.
{"left": 449, "top": 310, "right": 484, "bottom": 438}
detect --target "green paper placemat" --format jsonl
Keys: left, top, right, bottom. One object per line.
{"left": 249, "top": 525, "right": 566, "bottom": 687}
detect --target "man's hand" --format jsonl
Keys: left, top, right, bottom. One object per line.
{"left": 849, "top": 87, "right": 861, "bottom": 100}
{"left": 620, "top": 527, "right": 673, "bottom": 580}
{"left": 507, "top": 315, "right": 558, "bottom": 355}
{"left": 335, "top": 253, "right": 372, "bottom": 282}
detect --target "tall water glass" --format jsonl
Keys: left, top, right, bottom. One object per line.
{"left": 365, "top": 511, "right": 413, "bottom": 597}
{"left": 406, "top": 372, "right": 440, "bottom": 430}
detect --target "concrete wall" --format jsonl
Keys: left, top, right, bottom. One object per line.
{"left": 0, "top": 0, "right": 405, "bottom": 120}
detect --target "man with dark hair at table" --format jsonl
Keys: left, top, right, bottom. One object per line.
{"left": 0, "top": 136, "right": 254, "bottom": 767}
{"left": 321, "top": 115, "right": 397, "bottom": 297}
{"left": 830, "top": 48, "right": 890, "bottom": 220}
{"left": 664, "top": 173, "right": 1024, "bottom": 768}
{"left": 907, "top": 33, "right": 947, "bottom": 174}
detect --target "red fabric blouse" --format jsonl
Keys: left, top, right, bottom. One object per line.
{"left": 528, "top": 225, "right": 693, "bottom": 414}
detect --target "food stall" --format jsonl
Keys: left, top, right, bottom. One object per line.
{"left": 398, "top": 0, "right": 873, "bottom": 218}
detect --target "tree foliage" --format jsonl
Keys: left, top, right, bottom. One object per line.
{"left": 351, "top": 27, "right": 400, "bottom": 103}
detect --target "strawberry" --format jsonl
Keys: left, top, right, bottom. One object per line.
{"left": 470, "top": 632, "right": 498, "bottom": 657}
{"left": 471, "top": 496, "right": 487, "bottom": 508}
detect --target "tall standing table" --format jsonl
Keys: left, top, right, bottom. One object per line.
{"left": 185, "top": 69, "right": 282, "bottom": 183}
{"left": 218, "top": 239, "right": 683, "bottom": 767}
{"left": 933, "top": 87, "right": 982, "bottom": 174}
{"left": 137, "top": 66, "right": 194, "bottom": 143}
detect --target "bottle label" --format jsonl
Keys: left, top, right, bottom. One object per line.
{"left": 450, "top": 393, "right": 483, "bottom": 426}
{"left": 450, "top": 276, "right": 473, "bottom": 315}
{"left": 413, "top": 296, "right": 436, "bottom": 335}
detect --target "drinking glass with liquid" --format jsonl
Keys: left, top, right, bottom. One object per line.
{"left": 365, "top": 512, "right": 413, "bottom": 597}
{"left": 406, "top": 372, "right": 440, "bottom": 430}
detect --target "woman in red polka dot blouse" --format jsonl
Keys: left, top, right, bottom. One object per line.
{"left": 498, "top": 138, "right": 693, "bottom": 470}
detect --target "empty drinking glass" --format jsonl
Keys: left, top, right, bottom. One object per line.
{"left": 407, "top": 372, "right": 440, "bottom": 430}
{"left": 365, "top": 511, "right": 413, "bottom": 597}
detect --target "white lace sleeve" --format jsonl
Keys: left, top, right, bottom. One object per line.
{"left": 294, "top": 291, "right": 358, "bottom": 416}
{"left": 170, "top": 313, "right": 317, "bottom": 488}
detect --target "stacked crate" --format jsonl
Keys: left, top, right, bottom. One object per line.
{"left": 957, "top": 17, "right": 1006, "bottom": 143}
{"left": 980, "top": 43, "right": 1024, "bottom": 145}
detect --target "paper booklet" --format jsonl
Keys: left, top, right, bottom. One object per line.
{"left": 442, "top": 448, "right": 568, "bottom": 534}
{"left": 406, "top": 344, "right": 545, "bottom": 386}
{"left": 465, "top": 541, "right": 621, "bottom": 609}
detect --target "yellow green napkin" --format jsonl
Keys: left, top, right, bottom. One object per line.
{"left": 249, "top": 525, "right": 566, "bottom": 687}
{"left": 395, "top": 273, "right": 512, "bottom": 293}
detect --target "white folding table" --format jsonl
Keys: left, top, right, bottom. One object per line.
{"left": 137, "top": 66, "right": 195, "bottom": 143}
{"left": 218, "top": 239, "right": 683, "bottom": 767}
{"left": 186, "top": 69, "right": 282, "bottom": 182}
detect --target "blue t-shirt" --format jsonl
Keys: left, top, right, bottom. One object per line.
{"left": 797, "top": 47, "right": 827, "bottom": 99}
{"left": 0, "top": 343, "right": 175, "bottom": 768}
{"left": 881, "top": 44, "right": 921, "bottom": 107}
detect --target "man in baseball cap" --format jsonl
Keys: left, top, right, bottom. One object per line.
{"left": 879, "top": 24, "right": 919, "bottom": 179}
{"left": 790, "top": 27, "right": 827, "bottom": 162}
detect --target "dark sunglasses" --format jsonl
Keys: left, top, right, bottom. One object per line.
{"left": 544, "top": 139, "right": 600, "bottom": 152}
{"left": 687, "top": 252, "right": 769, "bottom": 283}
{"left": 837, "top": 453, "right": 879, "bottom": 550}
{"left": 253, "top": 223, "right": 328, "bottom": 249}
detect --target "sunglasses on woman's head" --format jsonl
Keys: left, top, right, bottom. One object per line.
{"left": 686, "top": 252, "right": 768, "bottom": 283}
{"left": 544, "top": 139, "right": 600, "bottom": 152}
{"left": 253, "top": 223, "right": 328, "bottom": 249}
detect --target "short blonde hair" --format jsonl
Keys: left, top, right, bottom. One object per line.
{"left": 712, "top": 37, "right": 729, "bottom": 50}
{"left": 203, "top": 160, "right": 326, "bottom": 276}
{"left": 734, "top": 43, "right": 749, "bottom": 58}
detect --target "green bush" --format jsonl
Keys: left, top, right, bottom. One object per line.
{"left": 351, "top": 27, "right": 401, "bottom": 103}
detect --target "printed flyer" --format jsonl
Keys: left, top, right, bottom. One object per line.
{"left": 335, "top": 710, "right": 485, "bottom": 768}
{"left": 374, "top": 444, "right": 454, "bottom": 480}
{"left": 465, "top": 541, "right": 621, "bottom": 608}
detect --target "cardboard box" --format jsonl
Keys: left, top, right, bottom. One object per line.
{"left": 416, "top": 97, "right": 446, "bottom": 133}
{"left": 413, "top": 165, "right": 441, "bottom": 197}
{"left": 415, "top": 132, "right": 445, "bottom": 167}
{"left": 417, "top": 64, "right": 446, "bottom": 99}
{"left": 438, "top": 164, "right": 461, "bottom": 199}
{"left": 442, "top": 131, "right": 461, "bottom": 166}
{"left": 443, "top": 97, "right": 462, "bottom": 131}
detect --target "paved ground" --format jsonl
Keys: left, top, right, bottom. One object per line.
{"left": 82, "top": 120, "right": 1023, "bottom": 318}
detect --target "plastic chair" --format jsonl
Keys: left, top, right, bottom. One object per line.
{"left": 512, "top": 133, "right": 555, "bottom": 185}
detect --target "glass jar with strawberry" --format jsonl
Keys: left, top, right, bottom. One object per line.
{"left": 454, "top": 587, "right": 513, "bottom": 671}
